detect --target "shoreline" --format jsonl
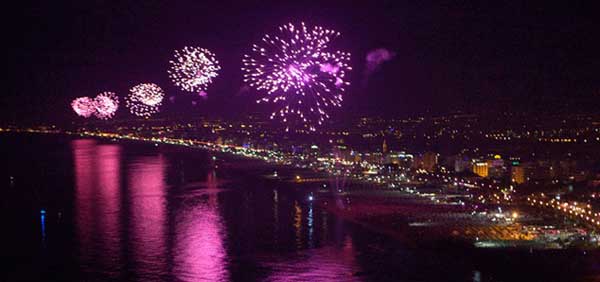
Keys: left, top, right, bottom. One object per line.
{"left": 2, "top": 129, "right": 596, "bottom": 250}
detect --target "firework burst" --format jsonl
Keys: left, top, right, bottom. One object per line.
{"left": 71, "top": 97, "right": 96, "bottom": 118}
{"left": 93, "top": 91, "right": 119, "bottom": 119}
{"left": 126, "top": 83, "right": 164, "bottom": 118}
{"left": 168, "top": 47, "right": 221, "bottom": 93}
{"left": 242, "top": 22, "right": 351, "bottom": 131}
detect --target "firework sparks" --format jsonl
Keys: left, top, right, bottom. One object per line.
{"left": 168, "top": 47, "right": 221, "bottom": 94}
{"left": 126, "top": 83, "right": 165, "bottom": 118}
{"left": 93, "top": 91, "right": 119, "bottom": 119}
{"left": 71, "top": 97, "right": 96, "bottom": 118}
{"left": 242, "top": 22, "right": 352, "bottom": 131}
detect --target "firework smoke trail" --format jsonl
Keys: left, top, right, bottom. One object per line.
{"left": 126, "top": 83, "right": 164, "bottom": 118}
{"left": 363, "top": 48, "right": 395, "bottom": 85}
{"left": 365, "top": 48, "right": 395, "bottom": 73}
{"left": 168, "top": 47, "right": 221, "bottom": 94}
{"left": 93, "top": 91, "right": 119, "bottom": 119}
{"left": 242, "top": 22, "right": 352, "bottom": 131}
{"left": 71, "top": 97, "right": 96, "bottom": 118}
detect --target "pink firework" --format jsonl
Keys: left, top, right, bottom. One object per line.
{"left": 94, "top": 92, "right": 119, "bottom": 119}
{"left": 242, "top": 22, "right": 352, "bottom": 131}
{"left": 126, "top": 83, "right": 164, "bottom": 118}
{"left": 71, "top": 97, "right": 96, "bottom": 118}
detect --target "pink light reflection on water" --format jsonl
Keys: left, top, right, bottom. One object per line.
{"left": 73, "top": 140, "right": 95, "bottom": 263}
{"left": 73, "top": 140, "right": 123, "bottom": 274}
{"left": 173, "top": 170, "right": 229, "bottom": 282}
{"left": 128, "top": 155, "right": 168, "bottom": 277}
{"left": 96, "top": 145, "right": 122, "bottom": 271}
{"left": 264, "top": 235, "right": 360, "bottom": 282}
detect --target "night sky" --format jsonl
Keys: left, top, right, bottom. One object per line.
{"left": 5, "top": 1, "right": 600, "bottom": 123}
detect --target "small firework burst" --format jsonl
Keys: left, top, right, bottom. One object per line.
{"left": 242, "top": 22, "right": 352, "bottom": 131}
{"left": 71, "top": 97, "right": 96, "bottom": 118}
{"left": 126, "top": 83, "right": 164, "bottom": 118}
{"left": 93, "top": 91, "right": 119, "bottom": 120}
{"left": 168, "top": 46, "right": 221, "bottom": 94}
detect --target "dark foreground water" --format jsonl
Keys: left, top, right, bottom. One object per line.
{"left": 2, "top": 135, "right": 599, "bottom": 281}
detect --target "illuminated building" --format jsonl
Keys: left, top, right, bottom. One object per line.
{"left": 353, "top": 151, "right": 362, "bottom": 163}
{"left": 511, "top": 165, "right": 525, "bottom": 184}
{"left": 472, "top": 161, "right": 489, "bottom": 178}
{"left": 487, "top": 157, "right": 506, "bottom": 179}
{"left": 422, "top": 151, "right": 438, "bottom": 172}
{"left": 454, "top": 156, "right": 471, "bottom": 172}
{"left": 384, "top": 151, "right": 413, "bottom": 166}
{"left": 382, "top": 139, "right": 388, "bottom": 154}
{"left": 362, "top": 152, "right": 383, "bottom": 164}
{"left": 411, "top": 152, "right": 438, "bottom": 172}
{"left": 333, "top": 145, "right": 353, "bottom": 162}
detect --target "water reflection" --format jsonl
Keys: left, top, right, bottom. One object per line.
{"left": 73, "top": 140, "right": 122, "bottom": 276}
{"left": 307, "top": 203, "right": 314, "bottom": 248}
{"left": 73, "top": 139, "right": 95, "bottom": 265}
{"left": 128, "top": 154, "right": 168, "bottom": 279}
{"left": 40, "top": 209, "right": 46, "bottom": 246}
{"left": 97, "top": 145, "right": 122, "bottom": 273}
{"left": 265, "top": 236, "right": 360, "bottom": 282}
{"left": 273, "top": 189, "right": 279, "bottom": 245}
{"left": 4, "top": 136, "right": 595, "bottom": 282}
{"left": 173, "top": 170, "right": 228, "bottom": 281}
{"left": 70, "top": 139, "right": 367, "bottom": 281}
{"left": 294, "top": 201, "right": 302, "bottom": 249}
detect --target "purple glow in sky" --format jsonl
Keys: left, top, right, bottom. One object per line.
{"left": 364, "top": 48, "right": 396, "bottom": 82}
{"left": 365, "top": 48, "right": 395, "bottom": 73}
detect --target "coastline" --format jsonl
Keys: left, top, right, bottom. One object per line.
{"left": 2, "top": 129, "right": 596, "bottom": 251}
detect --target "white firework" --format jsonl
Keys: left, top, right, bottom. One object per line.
{"left": 168, "top": 46, "right": 221, "bottom": 93}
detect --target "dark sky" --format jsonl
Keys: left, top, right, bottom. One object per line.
{"left": 4, "top": 1, "right": 600, "bottom": 123}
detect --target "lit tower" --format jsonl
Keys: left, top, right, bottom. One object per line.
{"left": 382, "top": 139, "right": 388, "bottom": 154}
